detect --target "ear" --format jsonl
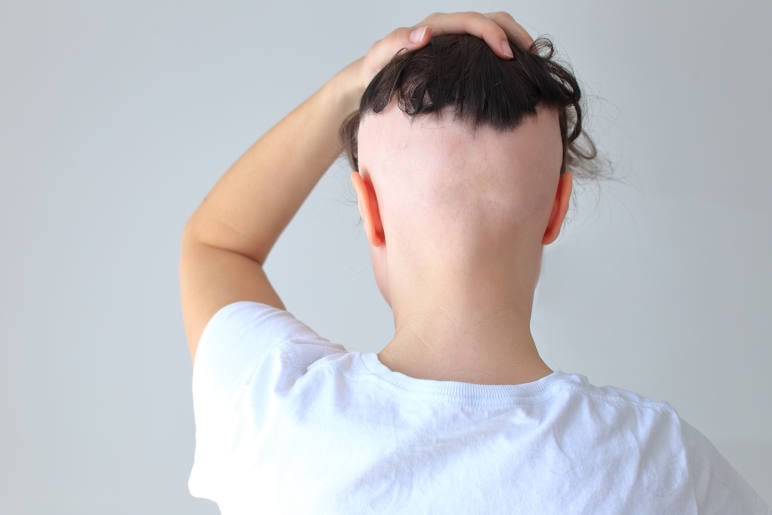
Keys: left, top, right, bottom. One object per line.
{"left": 542, "top": 170, "right": 573, "bottom": 245}
{"left": 350, "top": 171, "right": 386, "bottom": 247}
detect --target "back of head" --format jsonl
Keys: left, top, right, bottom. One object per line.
{"left": 339, "top": 33, "right": 607, "bottom": 292}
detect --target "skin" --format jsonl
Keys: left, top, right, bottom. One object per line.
{"left": 350, "top": 99, "right": 573, "bottom": 385}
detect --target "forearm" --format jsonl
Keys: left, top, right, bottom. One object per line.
{"left": 183, "top": 58, "right": 364, "bottom": 264}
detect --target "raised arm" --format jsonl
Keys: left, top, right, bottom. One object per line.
{"left": 179, "top": 12, "right": 533, "bottom": 363}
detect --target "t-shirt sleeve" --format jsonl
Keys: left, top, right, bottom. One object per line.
{"left": 679, "top": 417, "right": 771, "bottom": 514}
{"left": 187, "top": 300, "right": 346, "bottom": 502}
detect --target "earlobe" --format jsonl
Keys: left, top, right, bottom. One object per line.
{"left": 350, "top": 171, "right": 386, "bottom": 247}
{"left": 542, "top": 170, "right": 573, "bottom": 245}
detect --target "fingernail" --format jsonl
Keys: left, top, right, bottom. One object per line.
{"left": 501, "top": 40, "right": 514, "bottom": 58}
{"left": 410, "top": 26, "right": 427, "bottom": 43}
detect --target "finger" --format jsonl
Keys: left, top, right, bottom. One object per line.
{"left": 483, "top": 11, "right": 534, "bottom": 50}
{"left": 366, "top": 25, "right": 433, "bottom": 70}
{"left": 413, "top": 11, "right": 518, "bottom": 59}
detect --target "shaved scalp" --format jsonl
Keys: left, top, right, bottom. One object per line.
{"left": 357, "top": 97, "right": 562, "bottom": 268}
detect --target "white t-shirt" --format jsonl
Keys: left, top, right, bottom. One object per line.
{"left": 188, "top": 301, "right": 770, "bottom": 515}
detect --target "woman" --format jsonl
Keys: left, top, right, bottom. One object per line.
{"left": 180, "top": 11, "right": 770, "bottom": 514}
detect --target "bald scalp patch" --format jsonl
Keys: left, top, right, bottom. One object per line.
{"left": 357, "top": 96, "right": 563, "bottom": 260}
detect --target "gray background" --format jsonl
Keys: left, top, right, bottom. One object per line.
{"left": 2, "top": 0, "right": 770, "bottom": 513}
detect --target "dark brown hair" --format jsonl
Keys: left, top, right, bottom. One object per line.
{"left": 339, "top": 33, "right": 610, "bottom": 182}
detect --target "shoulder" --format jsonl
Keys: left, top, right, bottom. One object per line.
{"left": 563, "top": 375, "right": 770, "bottom": 513}
{"left": 192, "top": 300, "right": 347, "bottom": 402}
{"left": 563, "top": 373, "right": 682, "bottom": 421}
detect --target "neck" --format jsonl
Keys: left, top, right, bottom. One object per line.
{"left": 379, "top": 262, "right": 552, "bottom": 385}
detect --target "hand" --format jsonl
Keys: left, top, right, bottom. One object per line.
{"left": 356, "top": 11, "right": 534, "bottom": 92}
